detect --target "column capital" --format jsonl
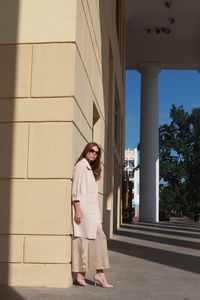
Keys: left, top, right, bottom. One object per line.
{"left": 137, "top": 63, "right": 161, "bottom": 76}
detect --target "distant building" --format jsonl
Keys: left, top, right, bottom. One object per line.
{"left": 124, "top": 148, "right": 140, "bottom": 218}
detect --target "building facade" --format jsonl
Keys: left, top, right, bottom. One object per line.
{"left": 0, "top": 0, "right": 125, "bottom": 287}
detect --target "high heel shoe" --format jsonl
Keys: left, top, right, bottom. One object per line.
{"left": 75, "top": 278, "right": 87, "bottom": 287}
{"left": 75, "top": 272, "right": 87, "bottom": 287}
{"left": 93, "top": 273, "right": 114, "bottom": 288}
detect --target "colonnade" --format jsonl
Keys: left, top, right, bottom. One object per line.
{"left": 138, "top": 65, "right": 160, "bottom": 223}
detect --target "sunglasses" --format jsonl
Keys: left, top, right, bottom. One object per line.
{"left": 88, "top": 149, "right": 99, "bottom": 155}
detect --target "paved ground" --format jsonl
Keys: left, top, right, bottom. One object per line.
{"left": 0, "top": 221, "right": 200, "bottom": 300}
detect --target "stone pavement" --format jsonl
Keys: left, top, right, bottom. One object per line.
{"left": 0, "top": 221, "right": 200, "bottom": 300}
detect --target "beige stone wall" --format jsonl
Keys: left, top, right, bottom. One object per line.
{"left": 0, "top": 0, "right": 125, "bottom": 288}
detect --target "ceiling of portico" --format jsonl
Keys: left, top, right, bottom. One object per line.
{"left": 125, "top": 0, "right": 200, "bottom": 69}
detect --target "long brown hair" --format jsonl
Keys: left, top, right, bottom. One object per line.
{"left": 76, "top": 142, "right": 102, "bottom": 181}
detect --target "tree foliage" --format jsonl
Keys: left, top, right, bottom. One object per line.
{"left": 159, "top": 105, "right": 200, "bottom": 221}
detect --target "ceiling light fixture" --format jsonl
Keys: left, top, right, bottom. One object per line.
{"left": 144, "top": 1, "right": 175, "bottom": 35}
{"left": 146, "top": 28, "right": 152, "bottom": 34}
{"left": 168, "top": 17, "right": 175, "bottom": 24}
{"left": 165, "top": 1, "right": 172, "bottom": 8}
{"left": 155, "top": 27, "right": 161, "bottom": 34}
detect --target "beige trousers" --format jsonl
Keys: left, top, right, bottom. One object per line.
{"left": 71, "top": 225, "right": 110, "bottom": 272}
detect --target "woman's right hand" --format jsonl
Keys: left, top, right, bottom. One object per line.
{"left": 73, "top": 201, "right": 83, "bottom": 224}
{"left": 74, "top": 209, "right": 82, "bottom": 224}
{"left": 74, "top": 201, "right": 83, "bottom": 224}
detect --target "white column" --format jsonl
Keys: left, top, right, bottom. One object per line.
{"left": 138, "top": 65, "right": 160, "bottom": 223}
{"left": 133, "top": 148, "right": 140, "bottom": 218}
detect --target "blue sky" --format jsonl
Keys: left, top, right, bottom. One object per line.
{"left": 125, "top": 70, "right": 200, "bottom": 149}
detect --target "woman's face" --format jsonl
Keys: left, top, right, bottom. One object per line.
{"left": 85, "top": 145, "right": 99, "bottom": 162}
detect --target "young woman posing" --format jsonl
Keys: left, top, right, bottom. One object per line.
{"left": 71, "top": 142, "right": 113, "bottom": 288}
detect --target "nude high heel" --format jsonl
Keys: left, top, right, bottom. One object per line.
{"left": 76, "top": 278, "right": 87, "bottom": 286}
{"left": 93, "top": 272, "right": 114, "bottom": 288}
{"left": 75, "top": 272, "right": 87, "bottom": 287}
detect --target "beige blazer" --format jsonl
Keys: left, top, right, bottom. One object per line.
{"left": 72, "top": 158, "right": 101, "bottom": 239}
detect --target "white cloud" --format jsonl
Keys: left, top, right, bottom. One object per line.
{"left": 192, "top": 103, "right": 200, "bottom": 108}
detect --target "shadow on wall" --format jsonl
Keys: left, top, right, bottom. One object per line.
{"left": 0, "top": 0, "right": 25, "bottom": 298}
{"left": 99, "top": 0, "right": 111, "bottom": 238}
{"left": 99, "top": 1, "right": 124, "bottom": 237}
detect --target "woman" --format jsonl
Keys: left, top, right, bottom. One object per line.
{"left": 71, "top": 142, "right": 113, "bottom": 288}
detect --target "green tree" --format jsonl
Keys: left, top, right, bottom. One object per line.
{"left": 186, "top": 108, "right": 200, "bottom": 221}
{"left": 159, "top": 105, "right": 200, "bottom": 221}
